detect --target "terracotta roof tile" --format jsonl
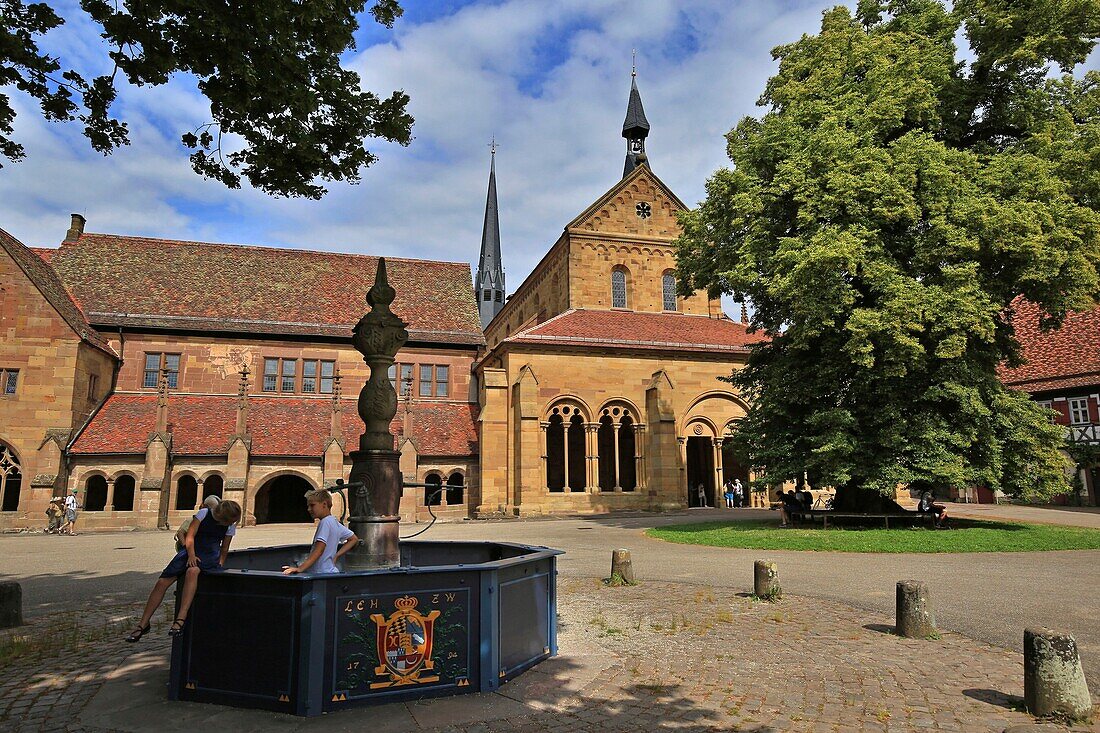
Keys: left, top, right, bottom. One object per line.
{"left": 999, "top": 299, "right": 1100, "bottom": 393}
{"left": 0, "top": 228, "right": 114, "bottom": 355}
{"left": 71, "top": 393, "right": 478, "bottom": 457}
{"left": 504, "top": 309, "right": 764, "bottom": 353}
{"left": 44, "top": 233, "right": 484, "bottom": 344}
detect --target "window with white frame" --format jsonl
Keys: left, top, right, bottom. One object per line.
{"left": 1069, "top": 397, "right": 1090, "bottom": 425}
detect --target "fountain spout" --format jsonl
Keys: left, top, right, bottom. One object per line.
{"left": 346, "top": 258, "right": 409, "bottom": 569}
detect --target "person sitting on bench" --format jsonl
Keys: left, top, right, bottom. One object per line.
{"left": 779, "top": 490, "right": 803, "bottom": 527}
{"left": 918, "top": 490, "right": 948, "bottom": 528}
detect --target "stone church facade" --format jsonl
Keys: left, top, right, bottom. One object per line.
{"left": 0, "top": 224, "right": 482, "bottom": 530}
{"left": 473, "top": 75, "right": 761, "bottom": 515}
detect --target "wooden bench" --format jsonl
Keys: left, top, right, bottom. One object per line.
{"left": 790, "top": 509, "right": 936, "bottom": 529}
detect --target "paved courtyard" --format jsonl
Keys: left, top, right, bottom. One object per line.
{"left": 1, "top": 505, "right": 1097, "bottom": 731}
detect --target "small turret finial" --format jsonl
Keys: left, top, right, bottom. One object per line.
{"left": 632, "top": 48, "right": 636, "bottom": 78}
{"left": 490, "top": 137, "right": 496, "bottom": 157}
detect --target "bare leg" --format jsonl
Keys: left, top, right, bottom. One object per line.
{"left": 176, "top": 566, "right": 202, "bottom": 623}
{"left": 137, "top": 577, "right": 177, "bottom": 628}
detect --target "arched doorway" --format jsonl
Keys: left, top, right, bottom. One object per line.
{"left": 85, "top": 475, "right": 108, "bottom": 512}
{"left": 114, "top": 475, "right": 136, "bottom": 511}
{"left": 175, "top": 475, "right": 198, "bottom": 511}
{"left": 254, "top": 474, "right": 313, "bottom": 523}
{"left": 203, "top": 474, "right": 224, "bottom": 500}
{"left": 446, "top": 472, "right": 464, "bottom": 506}
{"left": 424, "top": 474, "right": 442, "bottom": 506}
{"left": 0, "top": 443, "right": 22, "bottom": 512}
{"left": 686, "top": 436, "right": 715, "bottom": 507}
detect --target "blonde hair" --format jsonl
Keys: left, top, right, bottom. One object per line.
{"left": 211, "top": 499, "right": 242, "bottom": 525}
{"left": 305, "top": 489, "right": 332, "bottom": 507}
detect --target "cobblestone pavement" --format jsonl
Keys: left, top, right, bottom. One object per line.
{"left": 0, "top": 580, "right": 1096, "bottom": 732}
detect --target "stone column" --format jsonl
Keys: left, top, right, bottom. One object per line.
{"left": 713, "top": 438, "right": 724, "bottom": 492}
{"left": 194, "top": 478, "right": 204, "bottom": 510}
{"left": 586, "top": 424, "right": 599, "bottom": 493}
{"left": 560, "top": 428, "right": 569, "bottom": 493}
{"left": 539, "top": 421, "right": 549, "bottom": 491}
{"left": 635, "top": 424, "right": 647, "bottom": 490}
{"left": 677, "top": 437, "right": 687, "bottom": 500}
{"left": 105, "top": 478, "right": 115, "bottom": 512}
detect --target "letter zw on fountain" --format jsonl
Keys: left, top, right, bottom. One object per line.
{"left": 347, "top": 258, "right": 409, "bottom": 570}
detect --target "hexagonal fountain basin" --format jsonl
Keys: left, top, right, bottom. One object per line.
{"left": 168, "top": 540, "right": 562, "bottom": 716}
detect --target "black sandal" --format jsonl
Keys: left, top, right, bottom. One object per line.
{"left": 126, "top": 623, "right": 151, "bottom": 642}
{"left": 168, "top": 618, "right": 187, "bottom": 637}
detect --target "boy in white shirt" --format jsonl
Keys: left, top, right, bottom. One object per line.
{"left": 282, "top": 489, "right": 358, "bottom": 575}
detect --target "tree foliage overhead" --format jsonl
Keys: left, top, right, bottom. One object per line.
{"left": 676, "top": 0, "right": 1100, "bottom": 503}
{"left": 0, "top": 0, "right": 411, "bottom": 198}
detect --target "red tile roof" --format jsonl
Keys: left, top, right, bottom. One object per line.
{"left": 42, "top": 233, "right": 484, "bottom": 345}
{"left": 0, "top": 228, "right": 115, "bottom": 355}
{"left": 999, "top": 299, "right": 1100, "bottom": 393}
{"left": 502, "top": 309, "right": 764, "bottom": 353}
{"left": 71, "top": 393, "right": 478, "bottom": 457}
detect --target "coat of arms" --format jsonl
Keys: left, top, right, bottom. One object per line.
{"left": 369, "top": 596, "right": 441, "bottom": 688}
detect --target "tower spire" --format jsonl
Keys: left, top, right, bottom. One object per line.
{"left": 622, "top": 56, "right": 650, "bottom": 177}
{"left": 476, "top": 142, "right": 505, "bottom": 329}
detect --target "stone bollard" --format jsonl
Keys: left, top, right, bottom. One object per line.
{"left": 1023, "top": 628, "right": 1092, "bottom": 719}
{"left": 895, "top": 580, "right": 936, "bottom": 639}
{"left": 610, "top": 549, "right": 635, "bottom": 585}
{"left": 753, "top": 560, "right": 780, "bottom": 600}
{"left": 0, "top": 581, "right": 22, "bottom": 629}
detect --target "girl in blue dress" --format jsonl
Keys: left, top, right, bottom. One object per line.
{"left": 126, "top": 499, "right": 242, "bottom": 641}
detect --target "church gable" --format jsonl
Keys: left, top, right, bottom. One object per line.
{"left": 567, "top": 166, "right": 686, "bottom": 240}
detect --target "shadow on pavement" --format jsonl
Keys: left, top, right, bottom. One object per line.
{"left": 85, "top": 645, "right": 781, "bottom": 732}
{"left": 0, "top": 568, "right": 161, "bottom": 618}
{"left": 961, "top": 688, "right": 1024, "bottom": 711}
{"left": 862, "top": 623, "right": 895, "bottom": 635}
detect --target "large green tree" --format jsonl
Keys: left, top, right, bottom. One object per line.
{"left": 0, "top": 0, "right": 411, "bottom": 198}
{"left": 676, "top": 0, "right": 1100, "bottom": 508}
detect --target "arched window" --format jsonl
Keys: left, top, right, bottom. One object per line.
{"left": 176, "top": 475, "right": 197, "bottom": 511}
{"left": 203, "top": 474, "right": 224, "bottom": 500}
{"left": 546, "top": 414, "right": 566, "bottom": 492}
{"left": 113, "top": 475, "right": 135, "bottom": 511}
{"left": 446, "top": 472, "right": 464, "bottom": 506}
{"left": 595, "top": 404, "right": 638, "bottom": 492}
{"left": 545, "top": 402, "right": 589, "bottom": 492}
{"left": 0, "top": 443, "right": 21, "bottom": 512}
{"left": 611, "top": 268, "right": 628, "bottom": 308}
{"left": 85, "top": 475, "right": 108, "bottom": 512}
{"left": 662, "top": 272, "right": 677, "bottom": 311}
{"left": 424, "top": 474, "right": 442, "bottom": 506}
{"left": 597, "top": 415, "right": 616, "bottom": 491}
{"left": 567, "top": 414, "right": 586, "bottom": 491}
{"left": 618, "top": 414, "right": 637, "bottom": 491}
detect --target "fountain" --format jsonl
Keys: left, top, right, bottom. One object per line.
{"left": 167, "top": 260, "right": 562, "bottom": 716}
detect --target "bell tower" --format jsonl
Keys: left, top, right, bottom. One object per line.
{"left": 475, "top": 142, "right": 506, "bottom": 329}
{"left": 622, "top": 59, "right": 651, "bottom": 177}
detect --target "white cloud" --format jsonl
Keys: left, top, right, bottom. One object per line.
{"left": 0, "top": 0, "right": 834, "bottom": 315}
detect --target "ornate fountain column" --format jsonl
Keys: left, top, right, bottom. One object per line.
{"left": 346, "top": 258, "right": 409, "bottom": 570}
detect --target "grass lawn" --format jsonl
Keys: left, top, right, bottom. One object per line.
{"left": 646, "top": 519, "right": 1100, "bottom": 553}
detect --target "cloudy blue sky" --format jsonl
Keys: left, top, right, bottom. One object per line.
{"left": 2, "top": 0, "right": 1094, "bottom": 309}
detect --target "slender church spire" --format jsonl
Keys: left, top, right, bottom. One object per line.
{"left": 476, "top": 140, "right": 505, "bottom": 329}
{"left": 622, "top": 53, "right": 651, "bottom": 177}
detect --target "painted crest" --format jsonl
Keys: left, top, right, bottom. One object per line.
{"left": 369, "top": 596, "right": 441, "bottom": 688}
